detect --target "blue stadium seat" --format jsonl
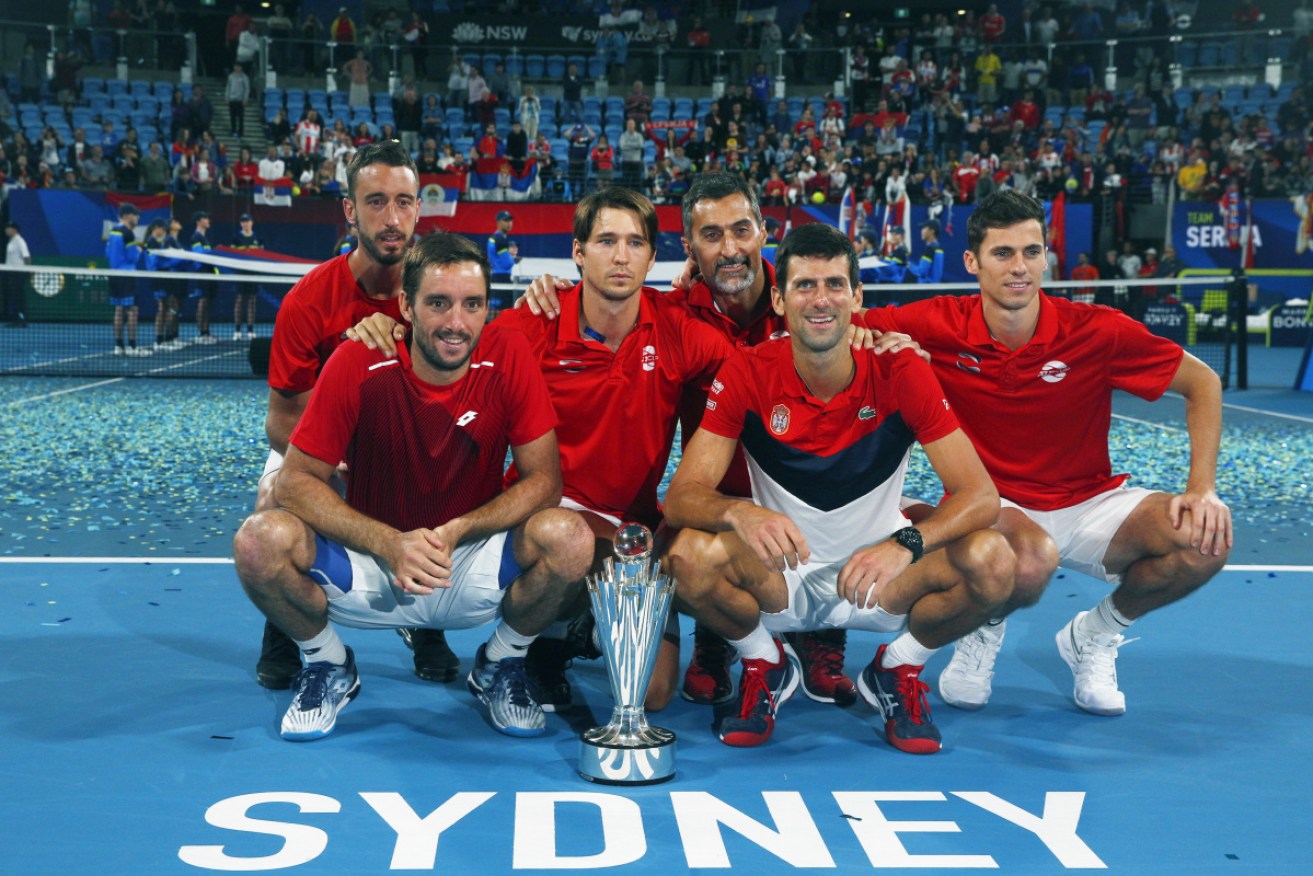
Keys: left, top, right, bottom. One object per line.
{"left": 567, "top": 53, "right": 586, "bottom": 72}
{"left": 106, "top": 78, "right": 128, "bottom": 96}
{"left": 264, "top": 88, "right": 284, "bottom": 106}
{"left": 504, "top": 54, "right": 524, "bottom": 77}
{"left": 539, "top": 95, "right": 557, "bottom": 116}
{"left": 1197, "top": 42, "right": 1221, "bottom": 66}
{"left": 545, "top": 54, "right": 566, "bottom": 79}
{"left": 136, "top": 96, "right": 158, "bottom": 116}
{"left": 130, "top": 80, "right": 151, "bottom": 99}
{"left": 651, "top": 96, "right": 670, "bottom": 121}
{"left": 153, "top": 81, "right": 173, "bottom": 101}
{"left": 112, "top": 95, "right": 135, "bottom": 112}
{"left": 583, "top": 96, "right": 601, "bottom": 114}
{"left": 493, "top": 106, "right": 511, "bottom": 128}
{"left": 587, "top": 56, "right": 607, "bottom": 80}
{"left": 81, "top": 77, "right": 104, "bottom": 96}
{"left": 525, "top": 54, "right": 545, "bottom": 78}
{"left": 1175, "top": 42, "right": 1197, "bottom": 66}
{"left": 371, "top": 90, "right": 391, "bottom": 109}
{"left": 445, "top": 107, "right": 464, "bottom": 127}
{"left": 482, "top": 53, "right": 502, "bottom": 73}
{"left": 672, "top": 97, "right": 693, "bottom": 119}
{"left": 89, "top": 95, "right": 110, "bottom": 117}
{"left": 285, "top": 88, "right": 305, "bottom": 107}
{"left": 696, "top": 97, "right": 715, "bottom": 116}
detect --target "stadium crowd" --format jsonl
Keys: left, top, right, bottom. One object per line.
{"left": 2, "top": 1, "right": 1312, "bottom": 271}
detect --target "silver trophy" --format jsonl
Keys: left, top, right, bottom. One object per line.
{"left": 578, "top": 523, "right": 678, "bottom": 785}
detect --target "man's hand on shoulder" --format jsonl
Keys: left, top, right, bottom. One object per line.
{"left": 669, "top": 255, "right": 700, "bottom": 292}
{"left": 863, "top": 328, "right": 930, "bottom": 362}
{"left": 514, "top": 273, "right": 573, "bottom": 318}
{"left": 344, "top": 312, "right": 404, "bottom": 356}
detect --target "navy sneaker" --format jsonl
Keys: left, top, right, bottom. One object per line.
{"left": 858, "top": 644, "right": 942, "bottom": 754}
{"left": 784, "top": 629, "right": 857, "bottom": 706}
{"left": 280, "top": 647, "right": 360, "bottom": 741}
{"left": 682, "top": 622, "right": 735, "bottom": 705}
{"left": 524, "top": 636, "right": 572, "bottom": 713}
{"left": 397, "top": 627, "right": 460, "bottom": 683}
{"left": 257, "top": 620, "right": 302, "bottom": 690}
{"left": 715, "top": 639, "right": 800, "bottom": 747}
{"left": 466, "top": 643, "right": 546, "bottom": 737}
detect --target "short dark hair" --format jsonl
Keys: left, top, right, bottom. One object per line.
{"left": 573, "top": 187, "right": 658, "bottom": 248}
{"left": 967, "top": 189, "right": 1047, "bottom": 254}
{"left": 6, "top": 222, "right": 19, "bottom": 232}
{"left": 680, "top": 171, "right": 764, "bottom": 236}
{"left": 346, "top": 139, "right": 419, "bottom": 201}
{"left": 401, "top": 232, "right": 490, "bottom": 309}
{"left": 775, "top": 223, "right": 860, "bottom": 290}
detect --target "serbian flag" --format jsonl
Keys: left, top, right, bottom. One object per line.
{"left": 1045, "top": 191, "right": 1066, "bottom": 280}
{"left": 1219, "top": 189, "right": 1241, "bottom": 249}
{"left": 880, "top": 191, "right": 909, "bottom": 254}
{"left": 419, "top": 172, "right": 464, "bottom": 217}
{"left": 466, "top": 158, "right": 538, "bottom": 203}
{"left": 104, "top": 192, "right": 171, "bottom": 241}
{"left": 256, "top": 177, "right": 294, "bottom": 208}
{"left": 837, "top": 186, "right": 858, "bottom": 240}
{"left": 1241, "top": 197, "right": 1256, "bottom": 270}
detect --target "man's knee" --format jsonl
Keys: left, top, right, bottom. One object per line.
{"left": 232, "top": 509, "right": 308, "bottom": 586}
{"left": 524, "top": 508, "right": 594, "bottom": 582}
{"left": 956, "top": 529, "right": 1016, "bottom": 611}
{"left": 1011, "top": 528, "right": 1059, "bottom": 606}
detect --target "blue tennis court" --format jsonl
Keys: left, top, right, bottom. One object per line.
{"left": 1, "top": 345, "right": 1310, "bottom": 874}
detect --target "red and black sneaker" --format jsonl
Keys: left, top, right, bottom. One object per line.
{"left": 857, "top": 644, "right": 942, "bottom": 755}
{"left": 681, "top": 622, "right": 734, "bottom": 705}
{"left": 715, "top": 639, "right": 800, "bottom": 748}
{"left": 784, "top": 629, "right": 857, "bottom": 706}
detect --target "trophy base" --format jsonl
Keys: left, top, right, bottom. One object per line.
{"left": 578, "top": 732, "right": 677, "bottom": 785}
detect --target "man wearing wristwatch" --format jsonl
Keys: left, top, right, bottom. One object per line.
{"left": 664, "top": 223, "right": 1014, "bottom": 755}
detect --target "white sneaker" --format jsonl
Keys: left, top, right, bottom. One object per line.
{"left": 165, "top": 339, "right": 185, "bottom": 350}
{"left": 938, "top": 620, "right": 1006, "bottom": 710}
{"left": 196, "top": 334, "right": 219, "bottom": 345}
{"left": 112, "top": 346, "right": 125, "bottom": 356}
{"left": 131, "top": 346, "right": 152, "bottom": 357}
{"left": 232, "top": 329, "right": 242, "bottom": 341}
{"left": 1056, "top": 612, "right": 1133, "bottom": 716}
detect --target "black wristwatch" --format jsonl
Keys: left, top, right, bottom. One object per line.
{"left": 892, "top": 526, "right": 924, "bottom": 564}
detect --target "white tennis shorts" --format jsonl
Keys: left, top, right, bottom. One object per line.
{"left": 307, "top": 530, "right": 518, "bottom": 630}
{"left": 759, "top": 560, "right": 909, "bottom": 635}
{"left": 1002, "top": 485, "right": 1156, "bottom": 584}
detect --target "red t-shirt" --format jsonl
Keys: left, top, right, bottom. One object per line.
{"left": 701, "top": 340, "right": 958, "bottom": 563}
{"left": 289, "top": 326, "right": 556, "bottom": 532}
{"left": 268, "top": 254, "right": 404, "bottom": 394}
{"left": 665, "top": 262, "right": 788, "bottom": 498}
{"left": 865, "top": 293, "right": 1184, "bottom": 510}
{"left": 495, "top": 284, "right": 733, "bottom": 527}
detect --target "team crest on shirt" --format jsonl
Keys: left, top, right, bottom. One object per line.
{"left": 711, "top": 379, "right": 724, "bottom": 395}
{"left": 641, "top": 345, "right": 657, "bottom": 372}
{"left": 770, "top": 403, "right": 791, "bottom": 435}
{"left": 1038, "top": 360, "right": 1070, "bottom": 383}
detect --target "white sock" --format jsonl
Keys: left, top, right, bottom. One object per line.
{"left": 484, "top": 621, "right": 536, "bottom": 663}
{"left": 1077, "top": 595, "right": 1133, "bottom": 639}
{"left": 882, "top": 632, "right": 936, "bottom": 669}
{"left": 294, "top": 625, "right": 347, "bottom": 666}
{"left": 728, "top": 624, "right": 779, "bottom": 663}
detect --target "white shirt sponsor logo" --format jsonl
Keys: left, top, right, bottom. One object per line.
{"left": 1038, "top": 360, "right": 1069, "bottom": 383}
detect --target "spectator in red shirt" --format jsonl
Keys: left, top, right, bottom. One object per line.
{"left": 978, "top": 3, "right": 1007, "bottom": 44}
{"left": 1011, "top": 90, "right": 1041, "bottom": 130}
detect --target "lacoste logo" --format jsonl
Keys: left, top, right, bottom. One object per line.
{"left": 558, "top": 359, "right": 583, "bottom": 366}
{"left": 956, "top": 352, "right": 981, "bottom": 374}
{"left": 769, "top": 330, "right": 789, "bottom": 340}
{"left": 857, "top": 406, "right": 878, "bottom": 420}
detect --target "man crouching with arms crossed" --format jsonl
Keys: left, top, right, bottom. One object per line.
{"left": 664, "top": 223, "right": 1013, "bottom": 754}
{"left": 233, "top": 233, "right": 593, "bottom": 740}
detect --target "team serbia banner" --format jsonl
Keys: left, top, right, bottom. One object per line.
{"left": 1173, "top": 197, "right": 1313, "bottom": 271}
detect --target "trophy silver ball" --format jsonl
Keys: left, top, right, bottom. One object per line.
{"left": 613, "top": 523, "right": 653, "bottom": 563}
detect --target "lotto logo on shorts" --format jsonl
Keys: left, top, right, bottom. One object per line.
{"left": 1039, "top": 360, "right": 1070, "bottom": 383}
{"left": 770, "top": 404, "right": 791, "bottom": 435}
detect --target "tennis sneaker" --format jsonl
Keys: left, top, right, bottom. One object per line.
{"left": 715, "top": 639, "right": 800, "bottom": 747}
{"left": 784, "top": 629, "right": 857, "bottom": 706}
{"left": 466, "top": 643, "right": 546, "bottom": 737}
{"left": 681, "top": 622, "right": 735, "bottom": 705}
{"left": 397, "top": 627, "right": 460, "bottom": 682}
{"left": 524, "top": 635, "right": 572, "bottom": 712}
{"left": 858, "top": 645, "right": 942, "bottom": 754}
{"left": 256, "top": 620, "right": 302, "bottom": 690}
{"left": 280, "top": 647, "right": 360, "bottom": 741}
{"left": 232, "top": 329, "right": 242, "bottom": 341}
{"left": 938, "top": 620, "right": 1006, "bottom": 710}
{"left": 1056, "top": 612, "right": 1131, "bottom": 716}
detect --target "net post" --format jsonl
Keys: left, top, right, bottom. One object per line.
{"left": 1229, "top": 268, "right": 1248, "bottom": 391}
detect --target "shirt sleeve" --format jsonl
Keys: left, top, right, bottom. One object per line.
{"left": 887, "top": 349, "right": 959, "bottom": 445}
{"left": 699, "top": 350, "right": 753, "bottom": 440}
{"left": 287, "top": 343, "right": 364, "bottom": 466}
{"left": 496, "top": 330, "right": 558, "bottom": 447}
{"left": 668, "top": 304, "right": 735, "bottom": 386}
{"left": 1107, "top": 312, "right": 1185, "bottom": 400}
{"left": 268, "top": 286, "right": 324, "bottom": 393}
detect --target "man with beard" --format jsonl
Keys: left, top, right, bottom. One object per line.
{"left": 252, "top": 141, "right": 461, "bottom": 693}
{"left": 233, "top": 232, "right": 593, "bottom": 740}
{"left": 513, "top": 175, "right": 895, "bottom": 710}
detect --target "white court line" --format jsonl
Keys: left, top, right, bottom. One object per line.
{"left": 2, "top": 377, "right": 125, "bottom": 406}
{"left": 1111, "top": 413, "right": 1186, "bottom": 433}
{"left": 1219, "top": 401, "right": 1313, "bottom": 426}
{"left": 0, "top": 557, "right": 1308, "bottom": 573}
